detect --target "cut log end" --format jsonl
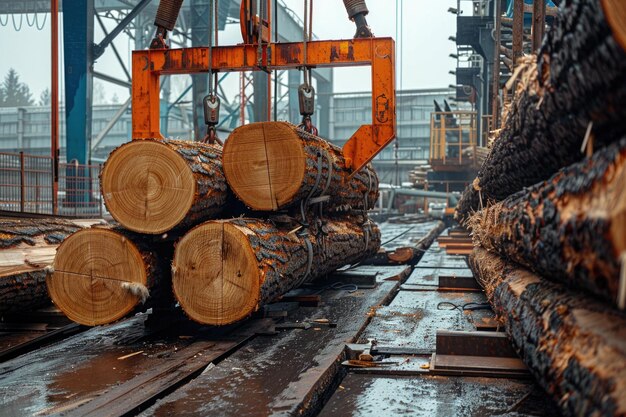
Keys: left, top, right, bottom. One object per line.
{"left": 101, "top": 140, "right": 196, "bottom": 234}
{"left": 223, "top": 122, "right": 306, "bottom": 211}
{"left": 172, "top": 222, "right": 260, "bottom": 326}
{"left": 602, "top": 0, "right": 626, "bottom": 52}
{"left": 48, "top": 228, "right": 148, "bottom": 326}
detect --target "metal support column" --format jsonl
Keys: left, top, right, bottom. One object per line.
{"left": 512, "top": 0, "right": 524, "bottom": 65}
{"left": 532, "top": 0, "right": 546, "bottom": 52}
{"left": 51, "top": 0, "right": 59, "bottom": 214}
{"left": 62, "top": 0, "right": 94, "bottom": 165}
{"left": 253, "top": 72, "right": 269, "bottom": 122}
{"left": 191, "top": 0, "right": 210, "bottom": 139}
{"left": 288, "top": 70, "right": 300, "bottom": 123}
{"left": 317, "top": 74, "right": 332, "bottom": 138}
{"left": 491, "top": 0, "right": 502, "bottom": 127}
{"left": 62, "top": 0, "right": 93, "bottom": 205}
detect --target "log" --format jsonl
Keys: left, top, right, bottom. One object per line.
{"left": 457, "top": 0, "right": 626, "bottom": 220}
{"left": 172, "top": 215, "right": 380, "bottom": 325}
{"left": 0, "top": 217, "right": 82, "bottom": 314}
{"left": 363, "top": 220, "right": 445, "bottom": 266}
{"left": 222, "top": 122, "right": 379, "bottom": 212}
{"left": 470, "top": 137, "right": 626, "bottom": 305}
{"left": 48, "top": 227, "right": 172, "bottom": 326}
{"left": 101, "top": 139, "right": 228, "bottom": 234}
{"left": 469, "top": 248, "right": 626, "bottom": 417}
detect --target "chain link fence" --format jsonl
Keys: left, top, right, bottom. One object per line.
{"left": 0, "top": 152, "right": 104, "bottom": 218}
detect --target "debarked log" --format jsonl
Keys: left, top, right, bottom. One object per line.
{"left": 48, "top": 227, "right": 173, "bottom": 326}
{"left": 101, "top": 138, "right": 229, "bottom": 234}
{"left": 469, "top": 247, "right": 626, "bottom": 417}
{"left": 223, "top": 122, "right": 379, "bottom": 212}
{"left": 172, "top": 215, "right": 380, "bottom": 325}
{"left": 0, "top": 217, "right": 82, "bottom": 314}
{"left": 471, "top": 137, "right": 626, "bottom": 305}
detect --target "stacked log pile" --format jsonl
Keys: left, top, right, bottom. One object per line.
{"left": 469, "top": 249, "right": 626, "bottom": 417}
{"left": 50, "top": 124, "right": 381, "bottom": 326}
{"left": 464, "top": 2, "right": 626, "bottom": 415}
{"left": 173, "top": 215, "right": 379, "bottom": 325}
{"left": 470, "top": 138, "right": 626, "bottom": 306}
{"left": 100, "top": 139, "right": 229, "bottom": 234}
{"left": 457, "top": 0, "right": 626, "bottom": 221}
{"left": 0, "top": 217, "right": 82, "bottom": 315}
{"left": 222, "top": 122, "right": 378, "bottom": 212}
{"left": 48, "top": 227, "right": 174, "bottom": 326}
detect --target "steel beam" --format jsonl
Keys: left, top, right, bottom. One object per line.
{"left": 92, "top": 0, "right": 152, "bottom": 59}
{"left": 532, "top": 0, "right": 546, "bottom": 52}
{"left": 491, "top": 0, "right": 502, "bottom": 127}
{"left": 191, "top": 0, "right": 210, "bottom": 140}
{"left": 93, "top": 71, "right": 132, "bottom": 88}
{"left": 512, "top": 0, "right": 524, "bottom": 65}
{"left": 63, "top": 0, "right": 93, "bottom": 165}
{"left": 91, "top": 98, "right": 131, "bottom": 150}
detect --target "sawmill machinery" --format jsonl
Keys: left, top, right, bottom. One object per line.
{"left": 134, "top": 0, "right": 396, "bottom": 173}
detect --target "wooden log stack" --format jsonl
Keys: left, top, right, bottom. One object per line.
{"left": 48, "top": 227, "right": 173, "bottom": 326}
{"left": 172, "top": 215, "right": 380, "bottom": 325}
{"left": 470, "top": 137, "right": 626, "bottom": 306}
{"left": 0, "top": 217, "right": 82, "bottom": 315}
{"left": 100, "top": 139, "right": 229, "bottom": 234}
{"left": 51, "top": 124, "right": 382, "bottom": 326}
{"left": 469, "top": 248, "right": 626, "bottom": 417}
{"left": 457, "top": 0, "right": 626, "bottom": 220}
{"left": 223, "top": 122, "right": 378, "bottom": 212}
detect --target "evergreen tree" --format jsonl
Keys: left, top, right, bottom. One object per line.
{"left": 0, "top": 68, "right": 34, "bottom": 107}
{"left": 39, "top": 88, "right": 51, "bottom": 106}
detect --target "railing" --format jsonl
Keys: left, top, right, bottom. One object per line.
{"left": 0, "top": 152, "right": 104, "bottom": 217}
{"left": 429, "top": 111, "right": 478, "bottom": 165}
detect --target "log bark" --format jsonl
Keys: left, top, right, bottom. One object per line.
{"left": 0, "top": 217, "right": 82, "bottom": 314}
{"left": 101, "top": 139, "right": 229, "bottom": 234}
{"left": 223, "top": 122, "right": 379, "bottom": 212}
{"left": 457, "top": 0, "right": 626, "bottom": 220}
{"left": 172, "top": 215, "right": 380, "bottom": 325}
{"left": 469, "top": 248, "right": 626, "bottom": 417}
{"left": 48, "top": 227, "right": 172, "bottom": 326}
{"left": 470, "top": 137, "right": 626, "bottom": 305}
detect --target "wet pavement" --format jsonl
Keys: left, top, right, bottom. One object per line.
{"left": 139, "top": 274, "right": 401, "bottom": 417}
{"left": 319, "top": 374, "right": 558, "bottom": 417}
{"left": 0, "top": 220, "right": 559, "bottom": 417}
{"left": 0, "top": 315, "right": 193, "bottom": 416}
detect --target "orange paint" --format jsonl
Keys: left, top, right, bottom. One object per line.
{"left": 131, "top": 38, "right": 396, "bottom": 172}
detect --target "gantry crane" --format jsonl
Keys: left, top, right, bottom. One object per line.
{"left": 132, "top": 0, "right": 396, "bottom": 172}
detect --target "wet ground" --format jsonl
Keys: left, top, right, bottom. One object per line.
{"left": 0, "top": 219, "right": 559, "bottom": 417}
{"left": 319, "top": 374, "right": 554, "bottom": 417}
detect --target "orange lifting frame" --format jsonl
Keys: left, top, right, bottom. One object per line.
{"left": 131, "top": 37, "right": 396, "bottom": 171}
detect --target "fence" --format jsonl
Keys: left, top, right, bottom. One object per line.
{"left": 0, "top": 152, "right": 104, "bottom": 217}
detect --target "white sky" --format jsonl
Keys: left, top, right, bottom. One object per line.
{"left": 0, "top": 0, "right": 458, "bottom": 103}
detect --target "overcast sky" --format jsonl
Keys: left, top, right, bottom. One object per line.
{"left": 0, "top": 0, "right": 458, "bottom": 103}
